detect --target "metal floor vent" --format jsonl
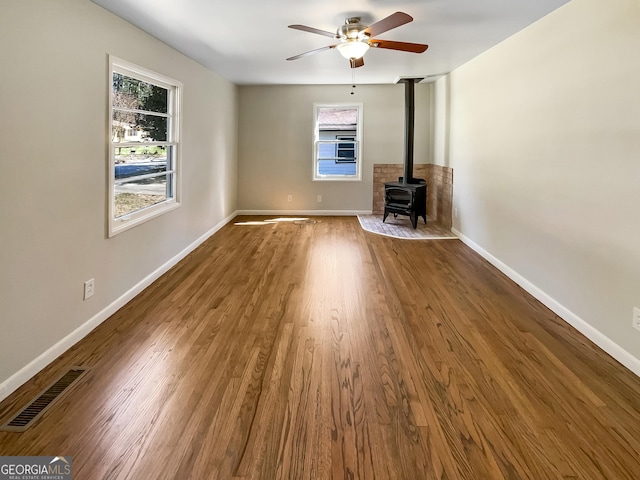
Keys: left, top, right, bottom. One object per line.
{"left": 0, "top": 366, "right": 90, "bottom": 432}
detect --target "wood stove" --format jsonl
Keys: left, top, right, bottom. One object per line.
{"left": 384, "top": 178, "right": 427, "bottom": 229}
{"left": 383, "top": 77, "right": 427, "bottom": 229}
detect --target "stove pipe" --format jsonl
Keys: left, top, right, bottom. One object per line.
{"left": 397, "top": 77, "right": 423, "bottom": 185}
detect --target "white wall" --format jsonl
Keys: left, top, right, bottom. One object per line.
{"left": 237, "top": 84, "right": 431, "bottom": 212}
{"left": 437, "top": 0, "right": 640, "bottom": 365}
{"left": 430, "top": 77, "right": 450, "bottom": 168}
{"left": 0, "top": 0, "right": 238, "bottom": 398}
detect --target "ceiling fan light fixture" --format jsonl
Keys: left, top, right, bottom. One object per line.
{"left": 336, "top": 40, "right": 370, "bottom": 60}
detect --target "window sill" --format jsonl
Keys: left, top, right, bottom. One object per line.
{"left": 109, "top": 201, "right": 180, "bottom": 237}
{"left": 313, "top": 177, "right": 362, "bottom": 182}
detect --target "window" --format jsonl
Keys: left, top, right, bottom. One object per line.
{"left": 336, "top": 135, "right": 356, "bottom": 162}
{"left": 109, "top": 56, "right": 182, "bottom": 236}
{"left": 313, "top": 103, "right": 363, "bottom": 181}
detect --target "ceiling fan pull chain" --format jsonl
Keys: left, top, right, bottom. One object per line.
{"left": 351, "top": 69, "right": 356, "bottom": 95}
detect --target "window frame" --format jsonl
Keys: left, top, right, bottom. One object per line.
{"left": 108, "top": 55, "right": 182, "bottom": 237}
{"left": 313, "top": 103, "right": 363, "bottom": 182}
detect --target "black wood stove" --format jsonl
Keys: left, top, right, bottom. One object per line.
{"left": 383, "top": 77, "right": 427, "bottom": 229}
{"left": 384, "top": 178, "right": 427, "bottom": 229}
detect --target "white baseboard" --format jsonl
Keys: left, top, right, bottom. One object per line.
{"left": 236, "top": 209, "right": 372, "bottom": 216}
{"left": 0, "top": 211, "right": 238, "bottom": 404}
{"left": 452, "top": 228, "right": 640, "bottom": 377}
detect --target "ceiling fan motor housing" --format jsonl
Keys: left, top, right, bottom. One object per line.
{"left": 338, "top": 17, "right": 369, "bottom": 40}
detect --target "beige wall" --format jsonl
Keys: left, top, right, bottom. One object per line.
{"left": 437, "top": 0, "right": 640, "bottom": 360}
{"left": 237, "top": 84, "right": 431, "bottom": 212}
{"left": 0, "top": 0, "right": 238, "bottom": 394}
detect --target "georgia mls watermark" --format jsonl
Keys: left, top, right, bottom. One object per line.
{"left": 0, "top": 456, "right": 72, "bottom": 480}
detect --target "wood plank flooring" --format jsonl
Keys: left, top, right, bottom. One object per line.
{"left": 1, "top": 216, "right": 640, "bottom": 479}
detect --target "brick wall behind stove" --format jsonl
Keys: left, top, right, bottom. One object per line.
{"left": 372, "top": 164, "right": 453, "bottom": 229}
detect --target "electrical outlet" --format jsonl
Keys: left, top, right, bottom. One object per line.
{"left": 317, "top": 194, "right": 322, "bottom": 203}
{"left": 454, "top": 208, "right": 459, "bottom": 218}
{"left": 84, "top": 278, "right": 95, "bottom": 300}
{"left": 287, "top": 194, "right": 292, "bottom": 202}
{"left": 633, "top": 307, "right": 640, "bottom": 331}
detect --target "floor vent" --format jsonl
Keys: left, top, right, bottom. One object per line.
{"left": 0, "top": 366, "right": 90, "bottom": 432}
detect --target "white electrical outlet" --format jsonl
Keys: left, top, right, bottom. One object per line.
{"left": 317, "top": 194, "right": 322, "bottom": 203}
{"left": 287, "top": 194, "right": 292, "bottom": 202}
{"left": 84, "top": 278, "right": 95, "bottom": 300}
{"left": 633, "top": 307, "right": 640, "bottom": 331}
{"left": 454, "top": 208, "right": 459, "bottom": 218}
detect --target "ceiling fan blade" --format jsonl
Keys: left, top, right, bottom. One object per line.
{"left": 370, "top": 39, "right": 428, "bottom": 54}
{"left": 349, "top": 57, "right": 365, "bottom": 69}
{"left": 286, "top": 45, "right": 336, "bottom": 61}
{"left": 365, "top": 12, "right": 413, "bottom": 37}
{"left": 288, "top": 24, "right": 337, "bottom": 39}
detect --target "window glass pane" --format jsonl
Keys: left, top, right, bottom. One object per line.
{"left": 112, "top": 111, "right": 168, "bottom": 142}
{"left": 318, "top": 143, "right": 336, "bottom": 160}
{"left": 112, "top": 73, "right": 168, "bottom": 113}
{"left": 114, "top": 146, "right": 168, "bottom": 180}
{"left": 114, "top": 174, "right": 169, "bottom": 218}
{"left": 318, "top": 159, "right": 357, "bottom": 176}
{"left": 317, "top": 107, "right": 358, "bottom": 129}
{"left": 317, "top": 142, "right": 357, "bottom": 176}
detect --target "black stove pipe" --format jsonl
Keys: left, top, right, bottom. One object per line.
{"left": 397, "top": 77, "right": 423, "bottom": 185}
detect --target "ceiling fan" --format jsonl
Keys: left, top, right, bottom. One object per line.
{"left": 286, "top": 12, "right": 428, "bottom": 69}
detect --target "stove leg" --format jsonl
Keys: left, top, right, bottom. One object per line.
{"left": 411, "top": 212, "right": 418, "bottom": 229}
{"left": 383, "top": 209, "right": 389, "bottom": 223}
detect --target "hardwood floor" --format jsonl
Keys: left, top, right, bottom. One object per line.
{"left": 1, "top": 216, "right": 640, "bottom": 479}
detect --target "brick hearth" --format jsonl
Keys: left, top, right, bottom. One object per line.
{"left": 372, "top": 164, "right": 453, "bottom": 230}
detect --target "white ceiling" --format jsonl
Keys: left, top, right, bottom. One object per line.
{"left": 91, "top": 0, "right": 570, "bottom": 85}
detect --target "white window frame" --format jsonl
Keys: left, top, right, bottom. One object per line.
{"left": 108, "top": 56, "right": 182, "bottom": 237}
{"left": 313, "top": 103, "right": 363, "bottom": 182}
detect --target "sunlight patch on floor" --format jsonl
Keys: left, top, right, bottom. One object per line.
{"left": 234, "top": 217, "right": 311, "bottom": 226}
